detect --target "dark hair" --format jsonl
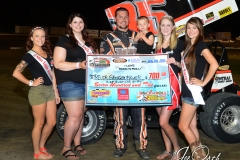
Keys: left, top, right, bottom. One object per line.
{"left": 184, "top": 17, "right": 205, "bottom": 78}
{"left": 65, "top": 13, "right": 98, "bottom": 52}
{"left": 115, "top": 7, "right": 129, "bottom": 17}
{"left": 26, "top": 26, "right": 53, "bottom": 56}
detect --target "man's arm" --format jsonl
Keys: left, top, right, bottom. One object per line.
{"left": 100, "top": 36, "right": 114, "bottom": 55}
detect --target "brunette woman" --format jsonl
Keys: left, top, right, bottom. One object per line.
{"left": 13, "top": 26, "right": 60, "bottom": 159}
{"left": 53, "top": 13, "right": 98, "bottom": 159}
{"left": 178, "top": 17, "right": 218, "bottom": 160}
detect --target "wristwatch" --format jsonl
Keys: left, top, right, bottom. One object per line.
{"left": 29, "top": 80, "right": 34, "bottom": 86}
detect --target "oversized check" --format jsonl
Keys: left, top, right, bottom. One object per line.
{"left": 86, "top": 54, "right": 172, "bottom": 106}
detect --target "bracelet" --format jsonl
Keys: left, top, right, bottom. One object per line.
{"left": 29, "top": 80, "right": 34, "bottom": 86}
{"left": 76, "top": 62, "right": 80, "bottom": 69}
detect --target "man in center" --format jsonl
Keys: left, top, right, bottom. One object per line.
{"left": 100, "top": 7, "right": 150, "bottom": 160}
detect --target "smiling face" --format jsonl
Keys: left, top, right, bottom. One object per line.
{"left": 115, "top": 10, "right": 129, "bottom": 31}
{"left": 160, "top": 18, "right": 175, "bottom": 37}
{"left": 137, "top": 18, "right": 149, "bottom": 32}
{"left": 69, "top": 17, "right": 84, "bottom": 34}
{"left": 186, "top": 22, "right": 200, "bottom": 42}
{"left": 31, "top": 29, "right": 45, "bottom": 47}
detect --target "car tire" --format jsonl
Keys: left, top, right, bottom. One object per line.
{"left": 200, "top": 92, "right": 240, "bottom": 143}
{"left": 56, "top": 103, "right": 107, "bottom": 145}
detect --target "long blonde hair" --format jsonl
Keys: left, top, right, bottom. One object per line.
{"left": 156, "top": 15, "right": 177, "bottom": 50}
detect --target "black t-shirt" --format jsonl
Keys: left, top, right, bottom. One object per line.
{"left": 54, "top": 35, "right": 91, "bottom": 85}
{"left": 181, "top": 41, "right": 208, "bottom": 98}
{"left": 22, "top": 51, "right": 53, "bottom": 85}
{"left": 162, "top": 39, "right": 185, "bottom": 76}
{"left": 136, "top": 31, "right": 154, "bottom": 54}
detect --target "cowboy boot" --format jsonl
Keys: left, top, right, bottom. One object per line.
{"left": 196, "top": 139, "right": 207, "bottom": 159}
{"left": 190, "top": 141, "right": 201, "bottom": 160}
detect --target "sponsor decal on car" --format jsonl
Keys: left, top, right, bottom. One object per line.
{"left": 206, "top": 11, "right": 215, "bottom": 19}
{"left": 176, "top": 25, "right": 186, "bottom": 36}
{"left": 205, "top": 11, "right": 219, "bottom": 24}
{"left": 211, "top": 70, "right": 233, "bottom": 92}
{"left": 205, "top": 16, "right": 217, "bottom": 24}
{"left": 218, "top": 6, "right": 232, "bottom": 18}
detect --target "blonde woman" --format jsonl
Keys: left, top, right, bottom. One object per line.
{"left": 155, "top": 15, "right": 184, "bottom": 160}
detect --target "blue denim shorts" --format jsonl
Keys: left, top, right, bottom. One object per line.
{"left": 57, "top": 81, "right": 85, "bottom": 101}
{"left": 181, "top": 97, "right": 200, "bottom": 107}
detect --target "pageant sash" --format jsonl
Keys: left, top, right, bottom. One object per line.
{"left": 75, "top": 36, "right": 93, "bottom": 55}
{"left": 28, "top": 50, "right": 52, "bottom": 81}
{"left": 181, "top": 52, "right": 205, "bottom": 105}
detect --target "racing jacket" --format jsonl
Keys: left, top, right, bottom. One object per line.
{"left": 100, "top": 28, "right": 147, "bottom": 150}
{"left": 100, "top": 28, "right": 136, "bottom": 54}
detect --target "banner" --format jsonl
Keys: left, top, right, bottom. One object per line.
{"left": 86, "top": 54, "right": 172, "bottom": 106}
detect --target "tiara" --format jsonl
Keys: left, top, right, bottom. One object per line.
{"left": 31, "top": 27, "right": 44, "bottom": 33}
{"left": 161, "top": 15, "right": 173, "bottom": 20}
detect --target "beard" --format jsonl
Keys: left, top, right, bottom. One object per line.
{"left": 117, "top": 24, "right": 128, "bottom": 30}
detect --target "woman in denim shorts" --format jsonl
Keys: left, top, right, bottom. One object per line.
{"left": 13, "top": 26, "right": 60, "bottom": 159}
{"left": 178, "top": 17, "right": 218, "bottom": 159}
{"left": 53, "top": 13, "right": 99, "bottom": 159}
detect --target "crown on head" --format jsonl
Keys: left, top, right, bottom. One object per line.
{"left": 161, "top": 15, "right": 173, "bottom": 20}
{"left": 31, "top": 27, "right": 44, "bottom": 34}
